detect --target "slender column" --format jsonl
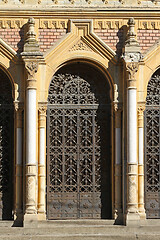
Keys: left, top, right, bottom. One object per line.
{"left": 38, "top": 105, "right": 47, "bottom": 220}
{"left": 126, "top": 62, "right": 140, "bottom": 225}
{"left": 24, "top": 61, "right": 38, "bottom": 220}
{"left": 21, "top": 17, "right": 43, "bottom": 226}
{"left": 114, "top": 107, "right": 123, "bottom": 224}
{"left": 138, "top": 105, "right": 146, "bottom": 219}
{"left": 14, "top": 104, "right": 23, "bottom": 224}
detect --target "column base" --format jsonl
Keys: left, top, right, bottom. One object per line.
{"left": 125, "top": 211, "right": 140, "bottom": 226}
{"left": 38, "top": 213, "right": 46, "bottom": 221}
{"left": 139, "top": 208, "right": 146, "bottom": 220}
{"left": 23, "top": 214, "right": 38, "bottom": 228}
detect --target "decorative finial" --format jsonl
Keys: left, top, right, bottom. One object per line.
{"left": 126, "top": 18, "right": 137, "bottom": 45}
{"left": 25, "top": 17, "right": 36, "bottom": 43}
{"left": 22, "top": 17, "right": 43, "bottom": 54}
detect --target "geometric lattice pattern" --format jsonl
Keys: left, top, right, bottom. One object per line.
{"left": 0, "top": 70, "right": 13, "bottom": 220}
{"left": 145, "top": 71, "right": 160, "bottom": 218}
{"left": 47, "top": 65, "right": 111, "bottom": 219}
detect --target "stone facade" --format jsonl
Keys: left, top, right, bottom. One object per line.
{"left": 0, "top": 0, "right": 159, "bottom": 227}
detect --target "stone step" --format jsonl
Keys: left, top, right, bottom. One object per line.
{"left": 0, "top": 234, "right": 160, "bottom": 240}
{"left": 0, "top": 224, "right": 160, "bottom": 235}
{"left": 38, "top": 219, "right": 115, "bottom": 226}
{"left": 0, "top": 220, "right": 160, "bottom": 239}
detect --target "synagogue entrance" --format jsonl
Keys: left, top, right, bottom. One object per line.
{"left": 47, "top": 62, "right": 112, "bottom": 219}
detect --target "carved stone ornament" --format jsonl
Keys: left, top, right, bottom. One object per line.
{"left": 113, "top": 84, "right": 119, "bottom": 112}
{"left": 25, "top": 61, "right": 38, "bottom": 78}
{"left": 14, "top": 101, "right": 23, "bottom": 112}
{"left": 123, "top": 52, "right": 142, "bottom": 63}
{"left": 126, "top": 62, "right": 139, "bottom": 80}
{"left": 39, "top": 106, "right": 47, "bottom": 116}
{"left": 138, "top": 105, "right": 145, "bottom": 116}
{"left": 69, "top": 40, "right": 92, "bottom": 52}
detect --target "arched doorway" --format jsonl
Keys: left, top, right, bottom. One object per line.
{"left": 47, "top": 62, "right": 112, "bottom": 219}
{"left": 145, "top": 68, "right": 160, "bottom": 218}
{"left": 0, "top": 69, "right": 14, "bottom": 220}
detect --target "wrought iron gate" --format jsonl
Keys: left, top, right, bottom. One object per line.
{"left": 0, "top": 70, "right": 13, "bottom": 220}
{"left": 47, "top": 64, "right": 111, "bottom": 219}
{"left": 145, "top": 70, "right": 160, "bottom": 218}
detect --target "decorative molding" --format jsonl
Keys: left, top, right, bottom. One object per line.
{"left": 69, "top": 40, "right": 92, "bottom": 52}
{"left": 94, "top": 20, "right": 125, "bottom": 29}
{"left": 39, "top": 19, "right": 68, "bottom": 29}
{"left": 0, "top": 19, "right": 24, "bottom": 29}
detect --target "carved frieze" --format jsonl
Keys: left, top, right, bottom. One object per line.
{"left": 0, "top": 18, "right": 159, "bottom": 31}
{"left": 39, "top": 19, "right": 68, "bottom": 29}
{"left": 0, "top": 19, "right": 24, "bottom": 29}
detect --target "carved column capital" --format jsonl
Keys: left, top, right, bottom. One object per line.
{"left": 137, "top": 104, "right": 145, "bottom": 128}
{"left": 38, "top": 103, "right": 47, "bottom": 128}
{"left": 23, "top": 60, "right": 39, "bottom": 89}
{"left": 14, "top": 102, "right": 23, "bottom": 128}
{"left": 126, "top": 62, "right": 139, "bottom": 88}
{"left": 25, "top": 61, "right": 38, "bottom": 78}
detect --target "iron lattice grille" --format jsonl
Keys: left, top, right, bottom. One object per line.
{"left": 145, "top": 73, "right": 160, "bottom": 218}
{"left": 47, "top": 70, "right": 111, "bottom": 219}
{"left": 0, "top": 70, "right": 13, "bottom": 220}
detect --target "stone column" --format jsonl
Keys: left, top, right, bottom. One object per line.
{"left": 24, "top": 60, "right": 38, "bottom": 222}
{"left": 138, "top": 105, "right": 146, "bottom": 219}
{"left": 14, "top": 103, "right": 23, "bottom": 225}
{"left": 126, "top": 62, "right": 140, "bottom": 225}
{"left": 38, "top": 105, "right": 47, "bottom": 220}
{"left": 21, "top": 17, "right": 43, "bottom": 226}
{"left": 123, "top": 17, "right": 142, "bottom": 226}
{"left": 114, "top": 107, "right": 123, "bottom": 224}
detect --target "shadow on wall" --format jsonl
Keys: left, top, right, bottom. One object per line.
{"left": 116, "top": 25, "right": 128, "bottom": 57}
{"left": 17, "top": 23, "right": 27, "bottom": 54}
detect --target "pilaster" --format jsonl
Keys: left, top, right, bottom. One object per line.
{"left": 38, "top": 104, "right": 47, "bottom": 220}
{"left": 114, "top": 103, "right": 123, "bottom": 224}
{"left": 137, "top": 105, "right": 146, "bottom": 220}
{"left": 14, "top": 102, "right": 23, "bottom": 226}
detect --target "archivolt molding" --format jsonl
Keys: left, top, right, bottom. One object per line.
{"left": 0, "top": 38, "right": 18, "bottom": 62}
{"left": 43, "top": 19, "right": 116, "bottom": 100}
{"left": 44, "top": 19, "right": 116, "bottom": 63}
{"left": 138, "top": 39, "right": 160, "bottom": 104}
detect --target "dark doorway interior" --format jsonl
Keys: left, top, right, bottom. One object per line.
{"left": 0, "top": 69, "right": 14, "bottom": 220}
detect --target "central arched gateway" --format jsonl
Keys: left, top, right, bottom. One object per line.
{"left": 47, "top": 62, "right": 112, "bottom": 219}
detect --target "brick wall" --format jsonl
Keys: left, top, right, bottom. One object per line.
{"left": 0, "top": 27, "right": 160, "bottom": 55}
{"left": 39, "top": 28, "right": 67, "bottom": 52}
{"left": 137, "top": 29, "right": 160, "bottom": 52}
{"left": 94, "top": 28, "right": 125, "bottom": 56}
{"left": 0, "top": 28, "right": 24, "bottom": 53}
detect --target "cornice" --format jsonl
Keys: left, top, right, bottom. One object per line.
{"left": 1, "top": 10, "right": 160, "bottom": 18}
